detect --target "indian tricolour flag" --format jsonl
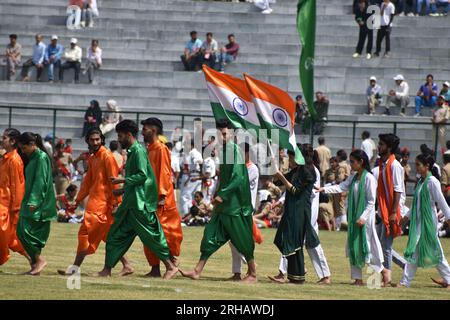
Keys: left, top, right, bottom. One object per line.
{"left": 244, "top": 74, "right": 305, "bottom": 165}
{"left": 203, "top": 65, "right": 260, "bottom": 133}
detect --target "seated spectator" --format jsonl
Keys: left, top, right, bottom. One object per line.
{"left": 57, "top": 184, "right": 82, "bottom": 223}
{"left": 83, "top": 39, "right": 102, "bottom": 84}
{"left": 253, "top": 0, "right": 275, "bottom": 14}
{"left": 415, "top": 74, "right": 438, "bottom": 117}
{"left": 313, "top": 91, "right": 329, "bottom": 135}
{"left": 81, "top": 0, "right": 99, "bottom": 28}
{"left": 21, "top": 34, "right": 46, "bottom": 82}
{"left": 82, "top": 99, "right": 102, "bottom": 137}
{"left": 45, "top": 35, "right": 64, "bottom": 83}
{"left": 430, "top": 0, "right": 449, "bottom": 16}
{"left": 417, "top": 0, "right": 432, "bottom": 15}
{"left": 181, "top": 31, "right": 202, "bottom": 71}
{"left": 197, "top": 32, "right": 218, "bottom": 70}
{"left": 100, "top": 99, "right": 122, "bottom": 135}
{"left": 67, "top": 0, "right": 84, "bottom": 30}
{"left": 366, "top": 76, "right": 382, "bottom": 115}
{"left": 385, "top": 74, "right": 409, "bottom": 116}
{"left": 60, "top": 38, "right": 82, "bottom": 83}
{"left": 404, "top": 0, "right": 418, "bottom": 16}
{"left": 5, "top": 34, "right": 21, "bottom": 81}
{"left": 182, "top": 191, "right": 212, "bottom": 226}
{"left": 440, "top": 81, "right": 450, "bottom": 103}
{"left": 219, "top": 34, "right": 239, "bottom": 72}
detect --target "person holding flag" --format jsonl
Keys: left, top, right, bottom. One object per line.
{"left": 141, "top": 117, "right": 183, "bottom": 278}
{"left": 180, "top": 119, "right": 257, "bottom": 283}
{"left": 57, "top": 127, "right": 134, "bottom": 276}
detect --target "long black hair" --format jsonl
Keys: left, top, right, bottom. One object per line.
{"left": 18, "top": 132, "right": 47, "bottom": 154}
{"left": 4, "top": 128, "right": 27, "bottom": 165}
{"left": 350, "top": 149, "right": 372, "bottom": 174}
{"left": 416, "top": 153, "right": 440, "bottom": 180}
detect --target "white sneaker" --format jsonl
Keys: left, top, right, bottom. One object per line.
{"left": 407, "top": 13, "right": 415, "bottom": 17}
{"left": 366, "top": 53, "right": 372, "bottom": 59}
{"left": 429, "top": 13, "right": 439, "bottom": 16}
{"left": 413, "top": 113, "right": 421, "bottom": 118}
{"left": 88, "top": 21, "right": 94, "bottom": 28}
{"left": 261, "top": 8, "right": 273, "bottom": 14}
{"left": 352, "top": 53, "right": 360, "bottom": 58}
{"left": 399, "top": 12, "right": 405, "bottom": 16}
{"left": 80, "top": 21, "right": 85, "bottom": 28}
{"left": 399, "top": 112, "right": 406, "bottom": 117}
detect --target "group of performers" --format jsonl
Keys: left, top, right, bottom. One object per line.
{"left": 1, "top": 120, "right": 450, "bottom": 289}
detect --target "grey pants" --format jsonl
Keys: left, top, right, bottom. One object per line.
{"left": 376, "top": 221, "right": 406, "bottom": 270}
{"left": 386, "top": 95, "right": 410, "bottom": 112}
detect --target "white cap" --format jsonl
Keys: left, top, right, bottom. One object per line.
{"left": 70, "top": 38, "right": 77, "bottom": 44}
{"left": 393, "top": 74, "right": 405, "bottom": 81}
{"left": 51, "top": 35, "right": 58, "bottom": 40}
{"left": 369, "top": 76, "right": 377, "bottom": 82}
{"left": 444, "top": 81, "right": 450, "bottom": 87}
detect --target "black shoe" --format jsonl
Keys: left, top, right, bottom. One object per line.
{"left": 383, "top": 109, "right": 391, "bottom": 116}
{"left": 374, "top": 53, "right": 380, "bottom": 57}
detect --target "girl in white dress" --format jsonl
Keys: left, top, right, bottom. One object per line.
{"left": 318, "top": 149, "right": 384, "bottom": 285}
{"left": 396, "top": 154, "right": 450, "bottom": 289}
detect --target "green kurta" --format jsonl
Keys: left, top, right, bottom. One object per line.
{"left": 200, "top": 141, "right": 254, "bottom": 261}
{"left": 105, "top": 141, "right": 169, "bottom": 268}
{"left": 274, "top": 166, "right": 320, "bottom": 256}
{"left": 17, "top": 148, "right": 56, "bottom": 264}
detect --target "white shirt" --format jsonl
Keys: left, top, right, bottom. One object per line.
{"left": 185, "top": 148, "right": 203, "bottom": 175}
{"left": 361, "top": 139, "right": 374, "bottom": 162}
{"left": 87, "top": 46, "right": 102, "bottom": 64}
{"left": 171, "top": 151, "right": 181, "bottom": 174}
{"left": 202, "top": 157, "right": 216, "bottom": 179}
{"left": 247, "top": 162, "right": 259, "bottom": 209}
{"left": 394, "top": 81, "right": 409, "bottom": 99}
{"left": 324, "top": 172, "right": 377, "bottom": 223}
{"left": 64, "top": 45, "right": 82, "bottom": 63}
{"left": 380, "top": 2, "right": 395, "bottom": 26}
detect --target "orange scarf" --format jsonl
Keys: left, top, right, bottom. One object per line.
{"left": 377, "top": 154, "right": 402, "bottom": 237}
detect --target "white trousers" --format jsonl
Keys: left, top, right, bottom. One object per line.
{"left": 278, "top": 244, "right": 331, "bottom": 279}
{"left": 350, "top": 263, "right": 384, "bottom": 280}
{"left": 230, "top": 242, "right": 246, "bottom": 274}
{"left": 180, "top": 177, "right": 201, "bottom": 215}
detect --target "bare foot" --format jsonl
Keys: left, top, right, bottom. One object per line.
{"left": 227, "top": 274, "right": 242, "bottom": 281}
{"left": 317, "top": 277, "right": 331, "bottom": 285}
{"left": 267, "top": 275, "right": 287, "bottom": 284}
{"left": 92, "top": 269, "right": 111, "bottom": 277}
{"left": 118, "top": 265, "right": 135, "bottom": 277}
{"left": 163, "top": 266, "right": 179, "bottom": 280}
{"left": 431, "top": 277, "right": 449, "bottom": 288}
{"left": 22, "top": 77, "right": 29, "bottom": 82}
{"left": 144, "top": 266, "right": 161, "bottom": 278}
{"left": 29, "top": 259, "right": 47, "bottom": 275}
{"left": 171, "top": 256, "right": 180, "bottom": 267}
{"left": 392, "top": 283, "right": 407, "bottom": 288}
{"left": 241, "top": 274, "right": 257, "bottom": 284}
{"left": 352, "top": 280, "right": 364, "bottom": 286}
{"left": 381, "top": 269, "right": 391, "bottom": 287}
{"left": 179, "top": 269, "right": 200, "bottom": 280}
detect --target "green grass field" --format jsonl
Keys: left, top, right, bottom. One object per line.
{"left": 0, "top": 222, "right": 449, "bottom": 300}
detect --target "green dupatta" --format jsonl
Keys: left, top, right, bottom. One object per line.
{"left": 347, "top": 170, "right": 369, "bottom": 268}
{"left": 404, "top": 173, "right": 442, "bottom": 268}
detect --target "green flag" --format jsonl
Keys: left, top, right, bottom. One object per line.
{"left": 297, "top": 0, "right": 317, "bottom": 120}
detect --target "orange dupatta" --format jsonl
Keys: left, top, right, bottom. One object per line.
{"left": 377, "top": 154, "right": 402, "bottom": 237}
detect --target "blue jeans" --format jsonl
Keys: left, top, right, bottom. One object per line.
{"left": 219, "top": 53, "right": 234, "bottom": 70}
{"left": 47, "top": 60, "right": 61, "bottom": 81}
{"left": 431, "top": 1, "right": 449, "bottom": 14}
{"left": 415, "top": 95, "right": 437, "bottom": 114}
{"left": 417, "top": 0, "right": 431, "bottom": 14}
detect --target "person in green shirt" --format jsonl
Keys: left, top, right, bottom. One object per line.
{"left": 180, "top": 119, "right": 257, "bottom": 283}
{"left": 271, "top": 147, "right": 320, "bottom": 284}
{"left": 17, "top": 132, "right": 57, "bottom": 276}
{"left": 95, "top": 120, "right": 178, "bottom": 279}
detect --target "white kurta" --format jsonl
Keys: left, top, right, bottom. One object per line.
{"left": 324, "top": 172, "right": 384, "bottom": 278}
{"left": 400, "top": 176, "right": 450, "bottom": 287}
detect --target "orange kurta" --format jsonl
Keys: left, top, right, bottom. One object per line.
{"left": 0, "top": 149, "right": 26, "bottom": 265}
{"left": 144, "top": 139, "right": 183, "bottom": 266}
{"left": 76, "top": 146, "right": 121, "bottom": 255}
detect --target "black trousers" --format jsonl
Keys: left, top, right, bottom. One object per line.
{"left": 181, "top": 54, "right": 197, "bottom": 71}
{"left": 356, "top": 25, "right": 373, "bottom": 54}
{"left": 287, "top": 249, "right": 306, "bottom": 282}
{"left": 59, "top": 61, "right": 81, "bottom": 81}
{"left": 375, "top": 26, "right": 391, "bottom": 54}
